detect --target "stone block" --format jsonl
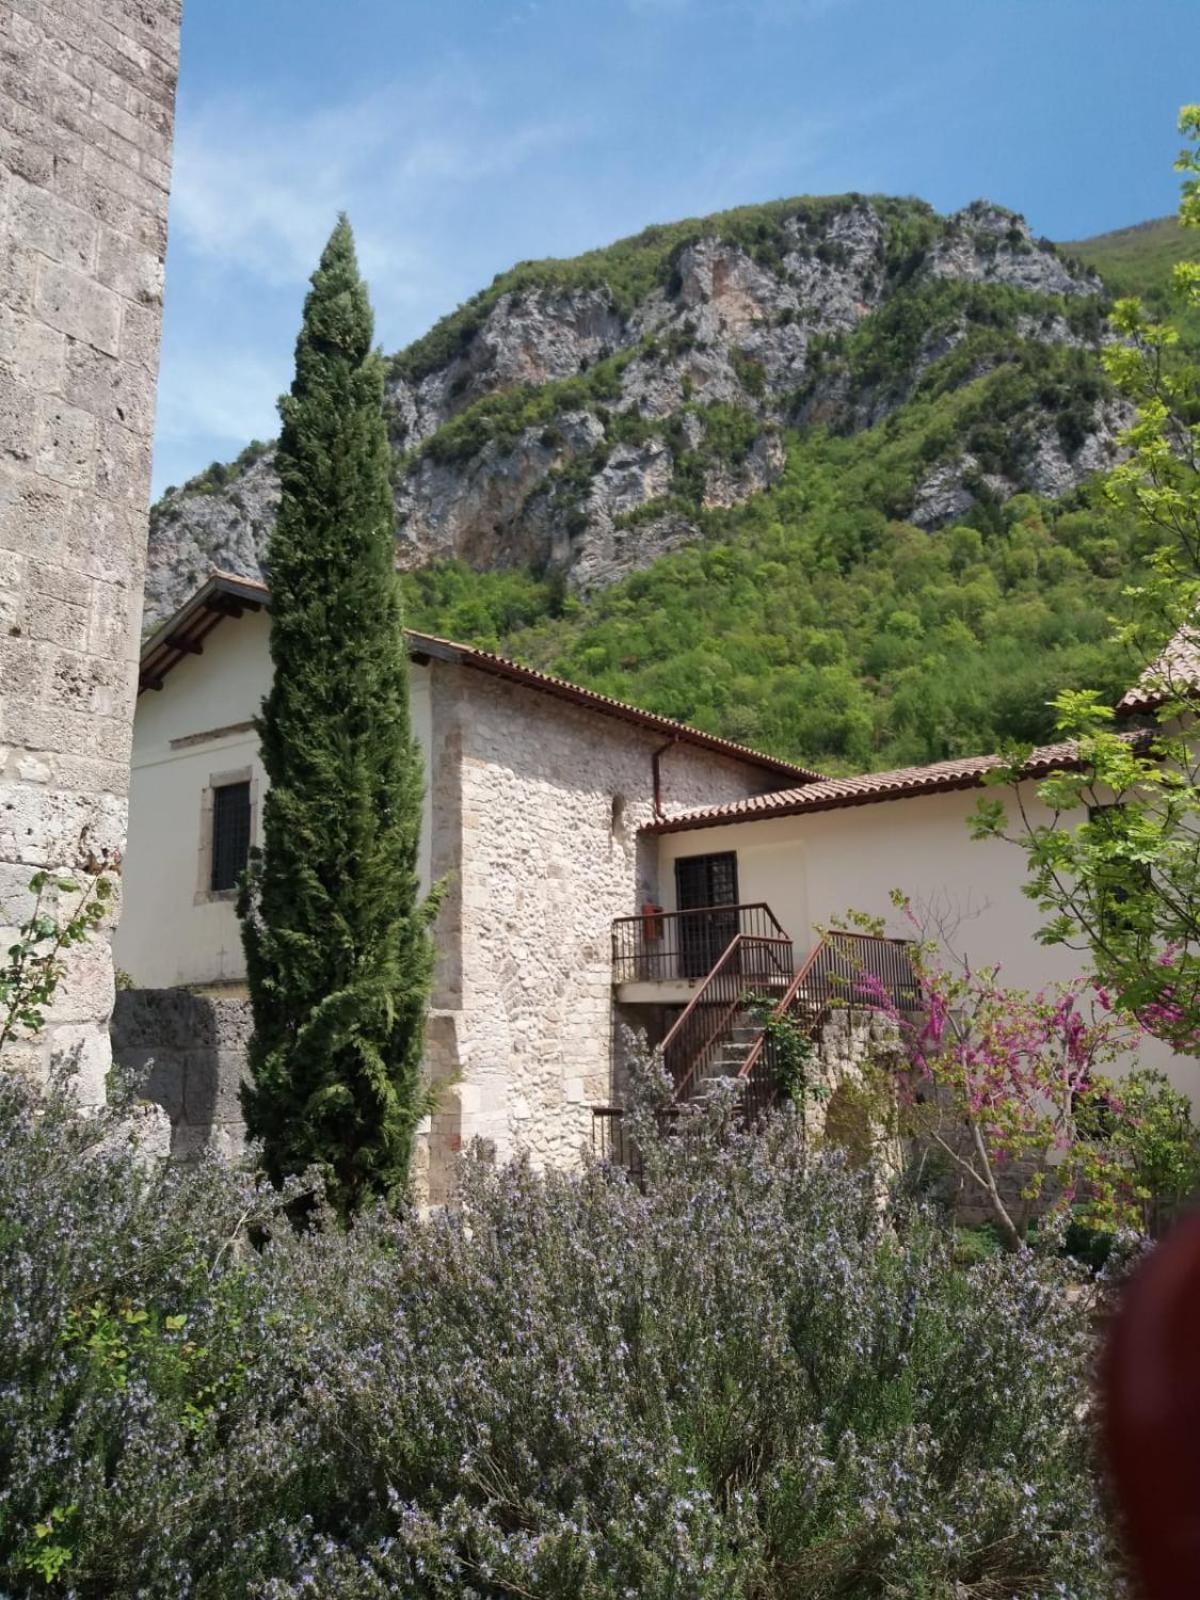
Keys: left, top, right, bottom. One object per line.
{"left": 21, "top": 587, "right": 89, "bottom": 649}
{"left": 137, "top": 146, "right": 170, "bottom": 193}
{"left": 25, "top": 555, "right": 91, "bottom": 608}
{"left": 0, "top": 305, "right": 67, "bottom": 391}
{"left": 95, "top": 417, "right": 150, "bottom": 502}
{"left": 48, "top": 1022, "right": 111, "bottom": 1105}
{"left": 34, "top": 394, "right": 97, "bottom": 489}
{"left": 86, "top": 83, "right": 146, "bottom": 155}
{"left": 0, "top": 777, "right": 123, "bottom": 866}
{"left": 86, "top": 578, "right": 139, "bottom": 662}
{"left": 95, "top": 223, "right": 162, "bottom": 307}
{"left": 182, "top": 1047, "right": 246, "bottom": 1126}
{"left": 11, "top": 700, "right": 133, "bottom": 766}
{"left": 81, "top": 140, "right": 160, "bottom": 216}
{"left": 34, "top": 257, "right": 121, "bottom": 355}
{"left": 45, "top": 936, "right": 115, "bottom": 1022}
{"left": 0, "top": 550, "right": 23, "bottom": 601}
{"left": 64, "top": 337, "right": 154, "bottom": 433}
{"left": 0, "top": 634, "right": 51, "bottom": 705}
{"left": 8, "top": 172, "right": 97, "bottom": 271}
{"left": 0, "top": 369, "right": 36, "bottom": 461}
{"left": 47, "top": 748, "right": 128, "bottom": 796}
{"left": 0, "top": 118, "right": 56, "bottom": 189}
{"left": 117, "top": 296, "right": 159, "bottom": 372}
{"left": 0, "top": 465, "right": 70, "bottom": 553}
{"left": 62, "top": 493, "right": 140, "bottom": 583}
{"left": 113, "top": 1044, "right": 183, "bottom": 1117}
{"left": 0, "top": 857, "right": 41, "bottom": 923}
{"left": 52, "top": 154, "right": 146, "bottom": 241}
{"left": 46, "top": 647, "right": 126, "bottom": 718}
{"left": 116, "top": 1099, "right": 172, "bottom": 1162}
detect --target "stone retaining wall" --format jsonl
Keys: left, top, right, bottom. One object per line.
{"left": 112, "top": 988, "right": 250, "bottom": 1160}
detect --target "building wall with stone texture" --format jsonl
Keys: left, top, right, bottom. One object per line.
{"left": 112, "top": 987, "right": 250, "bottom": 1161}
{"left": 0, "top": 0, "right": 181, "bottom": 1098}
{"left": 419, "top": 661, "right": 778, "bottom": 1202}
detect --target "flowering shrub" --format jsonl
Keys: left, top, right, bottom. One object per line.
{"left": 843, "top": 901, "right": 1193, "bottom": 1250}
{"left": 0, "top": 1068, "right": 1124, "bottom": 1598}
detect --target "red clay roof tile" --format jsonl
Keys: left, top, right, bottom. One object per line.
{"left": 644, "top": 735, "right": 1151, "bottom": 833}
{"left": 139, "top": 572, "right": 824, "bottom": 784}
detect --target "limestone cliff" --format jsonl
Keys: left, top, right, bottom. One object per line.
{"left": 145, "top": 195, "right": 1112, "bottom": 632}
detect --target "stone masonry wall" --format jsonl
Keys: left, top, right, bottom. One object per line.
{"left": 112, "top": 987, "right": 250, "bottom": 1161}
{"left": 422, "top": 660, "right": 779, "bottom": 1202}
{"left": 0, "top": 1, "right": 181, "bottom": 1098}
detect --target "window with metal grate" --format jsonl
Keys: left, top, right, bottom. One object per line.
{"left": 211, "top": 780, "right": 251, "bottom": 893}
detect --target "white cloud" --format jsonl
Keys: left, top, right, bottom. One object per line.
{"left": 169, "top": 76, "right": 578, "bottom": 316}
{"left": 155, "top": 347, "right": 284, "bottom": 453}
{"left": 156, "top": 75, "right": 582, "bottom": 493}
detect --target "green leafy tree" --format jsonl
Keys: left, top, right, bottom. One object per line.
{"left": 973, "top": 107, "right": 1200, "bottom": 1049}
{"left": 239, "top": 217, "right": 437, "bottom": 1217}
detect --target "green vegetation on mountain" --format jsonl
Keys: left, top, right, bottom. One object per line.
{"left": 390, "top": 192, "right": 936, "bottom": 385}
{"left": 400, "top": 279, "right": 1139, "bottom": 774}
{"left": 151, "top": 188, "right": 1173, "bottom": 777}
{"left": 1066, "top": 216, "right": 1200, "bottom": 345}
{"left": 402, "top": 412, "right": 1141, "bottom": 775}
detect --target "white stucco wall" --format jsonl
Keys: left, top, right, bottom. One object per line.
{"left": 115, "top": 611, "right": 434, "bottom": 990}
{"left": 654, "top": 785, "right": 1189, "bottom": 1088}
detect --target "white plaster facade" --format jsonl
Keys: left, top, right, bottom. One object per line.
{"left": 651, "top": 785, "right": 1188, "bottom": 1090}
{"left": 120, "top": 607, "right": 434, "bottom": 989}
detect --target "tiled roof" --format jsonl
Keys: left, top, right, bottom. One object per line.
{"left": 1117, "top": 625, "right": 1200, "bottom": 713}
{"left": 139, "top": 571, "right": 825, "bottom": 784}
{"left": 645, "top": 736, "right": 1150, "bottom": 833}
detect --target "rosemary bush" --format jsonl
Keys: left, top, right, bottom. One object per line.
{"left": 0, "top": 1069, "right": 1123, "bottom": 1598}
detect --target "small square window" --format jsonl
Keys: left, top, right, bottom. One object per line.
{"left": 210, "top": 780, "right": 251, "bottom": 893}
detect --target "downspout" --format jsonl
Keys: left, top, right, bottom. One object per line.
{"left": 651, "top": 735, "right": 679, "bottom": 823}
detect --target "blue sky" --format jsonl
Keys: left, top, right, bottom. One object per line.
{"left": 152, "top": 0, "right": 1198, "bottom": 497}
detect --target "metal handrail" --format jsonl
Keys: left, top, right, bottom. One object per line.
{"left": 613, "top": 900, "right": 788, "bottom": 933}
{"left": 737, "top": 931, "right": 918, "bottom": 1122}
{"left": 660, "top": 932, "right": 794, "bottom": 1102}
{"left": 612, "top": 902, "right": 791, "bottom": 984}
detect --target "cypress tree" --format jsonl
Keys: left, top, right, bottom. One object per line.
{"left": 239, "top": 216, "right": 435, "bottom": 1217}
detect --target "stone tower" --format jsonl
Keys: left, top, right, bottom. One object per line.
{"left": 0, "top": 0, "right": 182, "bottom": 1096}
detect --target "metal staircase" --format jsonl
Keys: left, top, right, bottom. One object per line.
{"left": 595, "top": 907, "right": 919, "bottom": 1163}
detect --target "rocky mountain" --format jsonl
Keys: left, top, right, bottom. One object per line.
{"left": 145, "top": 194, "right": 1124, "bottom": 633}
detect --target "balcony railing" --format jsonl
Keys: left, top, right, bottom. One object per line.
{"left": 739, "top": 930, "right": 920, "bottom": 1124}
{"left": 612, "top": 902, "right": 792, "bottom": 985}
{"left": 591, "top": 1105, "right": 645, "bottom": 1185}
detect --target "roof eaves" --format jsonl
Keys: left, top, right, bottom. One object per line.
{"left": 138, "top": 573, "right": 824, "bottom": 784}
{"left": 644, "top": 734, "right": 1153, "bottom": 835}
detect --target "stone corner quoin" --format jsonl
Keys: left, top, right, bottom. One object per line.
{"left": 0, "top": 0, "right": 182, "bottom": 1100}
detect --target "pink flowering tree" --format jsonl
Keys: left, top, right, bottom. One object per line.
{"left": 848, "top": 904, "right": 1144, "bottom": 1250}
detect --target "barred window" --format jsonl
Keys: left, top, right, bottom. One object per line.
{"left": 210, "top": 780, "right": 251, "bottom": 893}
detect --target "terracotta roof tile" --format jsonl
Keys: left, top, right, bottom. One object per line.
{"left": 140, "top": 572, "right": 824, "bottom": 784}
{"left": 645, "top": 735, "right": 1151, "bottom": 833}
{"left": 1117, "top": 624, "right": 1200, "bottom": 713}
